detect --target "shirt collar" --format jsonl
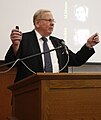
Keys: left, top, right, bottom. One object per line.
{"left": 35, "top": 29, "right": 50, "bottom": 41}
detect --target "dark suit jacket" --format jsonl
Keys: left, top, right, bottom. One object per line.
{"left": 5, "top": 30, "right": 95, "bottom": 82}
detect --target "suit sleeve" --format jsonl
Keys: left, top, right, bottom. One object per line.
{"left": 68, "top": 44, "right": 95, "bottom": 66}
{"left": 5, "top": 43, "right": 22, "bottom": 67}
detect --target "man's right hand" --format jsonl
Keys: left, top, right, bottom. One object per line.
{"left": 10, "top": 27, "right": 22, "bottom": 54}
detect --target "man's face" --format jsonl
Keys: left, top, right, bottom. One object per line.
{"left": 35, "top": 12, "right": 55, "bottom": 37}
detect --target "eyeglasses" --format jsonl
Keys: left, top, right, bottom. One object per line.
{"left": 39, "top": 19, "right": 56, "bottom": 23}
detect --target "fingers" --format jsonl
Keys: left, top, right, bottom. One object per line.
{"left": 92, "top": 33, "right": 100, "bottom": 44}
{"left": 11, "top": 30, "right": 22, "bottom": 40}
{"left": 10, "top": 26, "right": 22, "bottom": 54}
{"left": 10, "top": 27, "right": 22, "bottom": 45}
{"left": 86, "top": 32, "right": 100, "bottom": 48}
{"left": 93, "top": 33, "right": 99, "bottom": 39}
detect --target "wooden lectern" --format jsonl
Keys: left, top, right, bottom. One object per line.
{"left": 8, "top": 73, "right": 101, "bottom": 120}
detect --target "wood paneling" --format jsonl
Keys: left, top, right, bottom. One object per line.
{"left": 8, "top": 73, "right": 101, "bottom": 120}
{"left": 0, "top": 66, "right": 16, "bottom": 120}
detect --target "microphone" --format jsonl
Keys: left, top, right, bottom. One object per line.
{"left": 59, "top": 40, "right": 69, "bottom": 72}
{"left": 60, "top": 40, "right": 69, "bottom": 54}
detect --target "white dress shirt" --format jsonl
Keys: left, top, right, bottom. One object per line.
{"left": 35, "top": 30, "right": 59, "bottom": 73}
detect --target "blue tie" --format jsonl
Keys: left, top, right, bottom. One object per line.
{"left": 42, "top": 37, "right": 53, "bottom": 72}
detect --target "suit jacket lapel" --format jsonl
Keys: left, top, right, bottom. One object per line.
{"left": 31, "top": 30, "right": 44, "bottom": 70}
{"left": 49, "top": 36, "right": 63, "bottom": 70}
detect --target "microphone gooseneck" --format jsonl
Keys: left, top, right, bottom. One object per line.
{"left": 0, "top": 46, "right": 63, "bottom": 73}
{"left": 59, "top": 40, "right": 69, "bottom": 72}
{"left": 60, "top": 40, "right": 69, "bottom": 55}
{"left": 0, "top": 40, "right": 69, "bottom": 74}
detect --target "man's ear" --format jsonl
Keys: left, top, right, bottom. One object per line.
{"left": 35, "top": 20, "right": 40, "bottom": 28}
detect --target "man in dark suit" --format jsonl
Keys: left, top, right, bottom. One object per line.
{"left": 5, "top": 9, "right": 100, "bottom": 82}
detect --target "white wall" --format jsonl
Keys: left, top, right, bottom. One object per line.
{"left": 69, "top": 63, "right": 101, "bottom": 73}
{"left": 0, "top": 0, "right": 101, "bottom": 63}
